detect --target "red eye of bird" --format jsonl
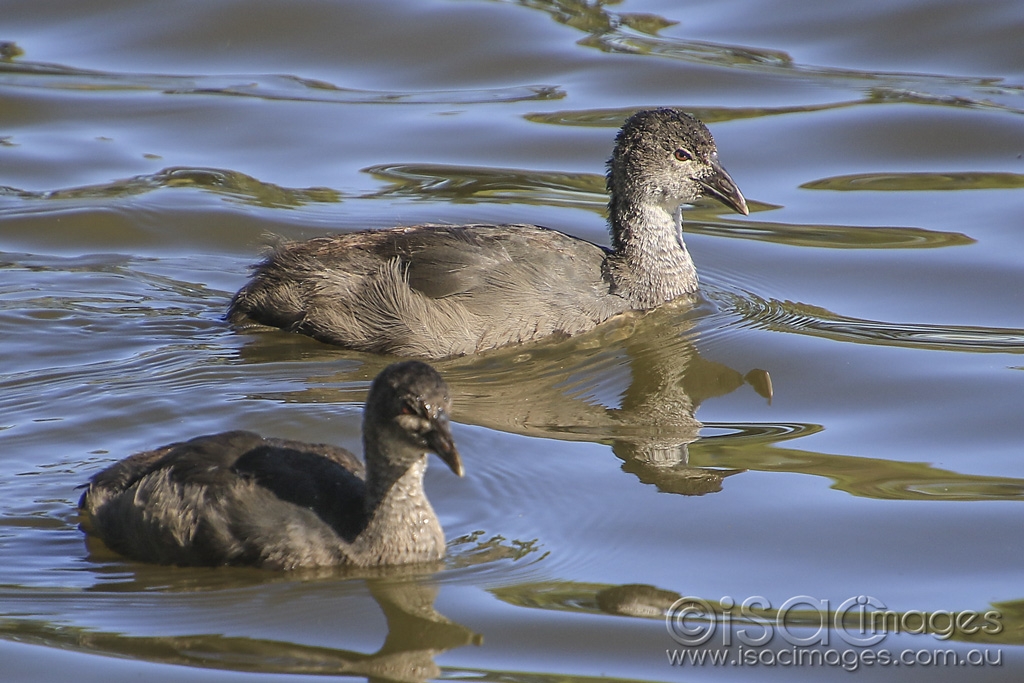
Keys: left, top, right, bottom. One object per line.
{"left": 400, "top": 401, "right": 418, "bottom": 416}
{"left": 673, "top": 148, "right": 692, "bottom": 162}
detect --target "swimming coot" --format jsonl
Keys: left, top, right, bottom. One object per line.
{"left": 78, "top": 361, "right": 462, "bottom": 569}
{"left": 228, "top": 109, "right": 747, "bottom": 358}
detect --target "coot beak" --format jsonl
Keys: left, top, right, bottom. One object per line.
{"left": 699, "top": 158, "right": 749, "bottom": 216}
{"left": 426, "top": 411, "right": 464, "bottom": 477}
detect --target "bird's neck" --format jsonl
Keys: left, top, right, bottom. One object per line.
{"left": 356, "top": 440, "right": 445, "bottom": 565}
{"left": 609, "top": 200, "right": 699, "bottom": 308}
{"left": 363, "top": 436, "right": 417, "bottom": 504}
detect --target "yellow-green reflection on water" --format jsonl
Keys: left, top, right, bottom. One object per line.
{"left": 803, "top": 172, "right": 1024, "bottom": 192}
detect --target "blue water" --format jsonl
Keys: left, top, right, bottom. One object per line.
{"left": 2, "top": 0, "right": 1023, "bottom": 680}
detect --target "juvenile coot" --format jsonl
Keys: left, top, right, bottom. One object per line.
{"left": 78, "top": 361, "right": 463, "bottom": 569}
{"left": 228, "top": 109, "right": 748, "bottom": 358}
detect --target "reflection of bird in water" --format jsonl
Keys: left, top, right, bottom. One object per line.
{"left": 492, "top": 579, "right": 684, "bottom": 620}
{"left": 238, "top": 306, "right": 770, "bottom": 497}
{"left": 431, "top": 304, "right": 769, "bottom": 495}
{"left": 228, "top": 109, "right": 748, "bottom": 358}
{"left": 79, "top": 361, "right": 464, "bottom": 569}
{"left": 596, "top": 583, "right": 684, "bottom": 619}
{"left": 360, "top": 579, "right": 483, "bottom": 683}
{"left": 71, "top": 578, "right": 481, "bottom": 683}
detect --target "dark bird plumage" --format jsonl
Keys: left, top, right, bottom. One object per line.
{"left": 78, "top": 361, "right": 463, "bottom": 569}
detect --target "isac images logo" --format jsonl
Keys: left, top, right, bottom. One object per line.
{"left": 665, "top": 595, "right": 1003, "bottom": 671}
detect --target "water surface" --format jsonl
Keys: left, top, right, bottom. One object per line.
{"left": 2, "top": 0, "right": 1023, "bottom": 681}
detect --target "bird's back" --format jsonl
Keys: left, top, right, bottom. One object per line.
{"left": 228, "top": 224, "right": 629, "bottom": 358}
{"left": 79, "top": 430, "right": 368, "bottom": 569}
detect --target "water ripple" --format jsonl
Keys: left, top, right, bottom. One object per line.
{"left": 727, "top": 291, "right": 1024, "bottom": 354}
{"left": 0, "top": 164, "right": 976, "bottom": 254}
{"left": 0, "top": 50, "right": 564, "bottom": 105}
{"left": 363, "top": 162, "right": 606, "bottom": 211}
{"left": 500, "top": 0, "right": 1024, "bottom": 114}
{"left": 0, "top": 167, "right": 341, "bottom": 210}
{"left": 365, "top": 163, "right": 972, "bottom": 250}
{"left": 695, "top": 422, "right": 1024, "bottom": 503}
{"left": 803, "top": 171, "right": 1024, "bottom": 192}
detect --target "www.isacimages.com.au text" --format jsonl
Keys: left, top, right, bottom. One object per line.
{"left": 666, "top": 646, "right": 1002, "bottom": 671}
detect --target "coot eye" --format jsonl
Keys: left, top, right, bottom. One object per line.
{"left": 673, "top": 148, "right": 692, "bottom": 162}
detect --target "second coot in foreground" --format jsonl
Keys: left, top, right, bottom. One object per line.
{"left": 79, "top": 361, "right": 462, "bottom": 569}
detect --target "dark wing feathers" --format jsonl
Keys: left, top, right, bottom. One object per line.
{"left": 83, "top": 431, "right": 369, "bottom": 545}
{"left": 83, "top": 431, "right": 266, "bottom": 495}
{"left": 233, "top": 441, "right": 367, "bottom": 542}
